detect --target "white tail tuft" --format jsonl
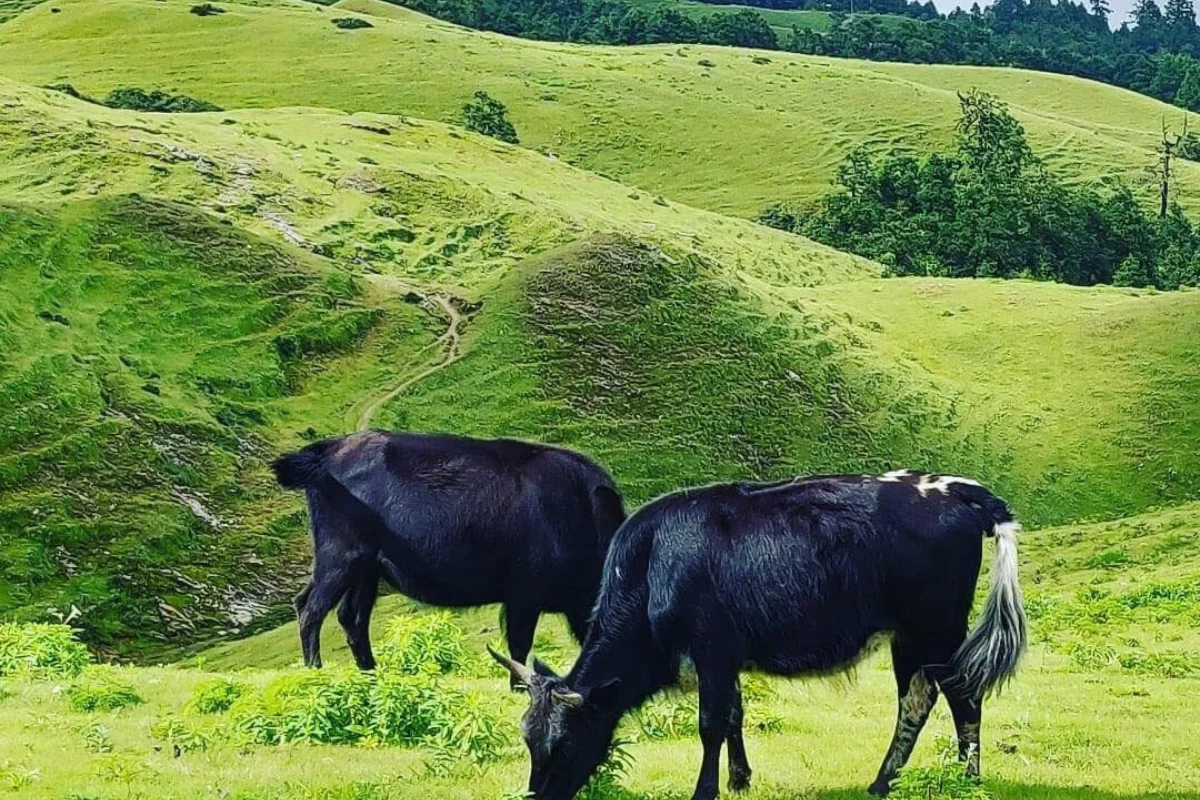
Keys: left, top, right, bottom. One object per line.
{"left": 948, "top": 520, "right": 1027, "bottom": 700}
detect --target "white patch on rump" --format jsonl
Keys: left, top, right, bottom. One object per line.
{"left": 916, "top": 474, "right": 981, "bottom": 496}
{"left": 879, "top": 469, "right": 916, "bottom": 482}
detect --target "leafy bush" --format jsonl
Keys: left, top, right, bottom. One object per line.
{"left": 190, "top": 3, "right": 225, "bottom": 15}
{"left": 219, "top": 649, "right": 507, "bottom": 764}
{"left": 80, "top": 722, "right": 113, "bottom": 753}
{"left": 45, "top": 83, "right": 92, "bottom": 101}
{"left": 1068, "top": 642, "right": 1117, "bottom": 671}
{"left": 632, "top": 692, "right": 698, "bottom": 741}
{"left": 151, "top": 713, "right": 214, "bottom": 754}
{"left": 332, "top": 16, "right": 373, "bottom": 29}
{"left": 230, "top": 669, "right": 375, "bottom": 746}
{"left": 577, "top": 741, "right": 636, "bottom": 800}
{"left": 462, "top": 91, "right": 519, "bottom": 144}
{"left": 1119, "top": 650, "right": 1199, "bottom": 678}
{"left": 0, "top": 623, "right": 90, "bottom": 678}
{"left": 188, "top": 677, "right": 247, "bottom": 714}
{"left": 376, "top": 612, "right": 466, "bottom": 675}
{"left": 103, "top": 87, "right": 222, "bottom": 113}
{"left": 890, "top": 738, "right": 993, "bottom": 800}
{"left": 67, "top": 672, "right": 143, "bottom": 712}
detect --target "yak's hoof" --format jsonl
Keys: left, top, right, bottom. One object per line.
{"left": 867, "top": 779, "right": 892, "bottom": 797}
{"left": 728, "top": 768, "right": 752, "bottom": 792}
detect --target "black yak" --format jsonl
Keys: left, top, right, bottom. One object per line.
{"left": 492, "top": 469, "right": 1026, "bottom": 798}
{"left": 273, "top": 430, "right": 625, "bottom": 683}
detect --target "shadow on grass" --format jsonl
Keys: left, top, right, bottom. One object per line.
{"left": 810, "top": 784, "right": 1200, "bottom": 800}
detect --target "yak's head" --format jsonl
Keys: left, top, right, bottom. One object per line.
{"left": 488, "top": 645, "right": 621, "bottom": 800}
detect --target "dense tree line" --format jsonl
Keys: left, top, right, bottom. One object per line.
{"left": 390, "top": 0, "right": 1200, "bottom": 111}
{"left": 692, "top": 0, "right": 937, "bottom": 21}
{"left": 789, "top": 0, "right": 1200, "bottom": 112}
{"left": 394, "top": 0, "right": 778, "bottom": 48}
{"left": 761, "top": 92, "right": 1200, "bottom": 290}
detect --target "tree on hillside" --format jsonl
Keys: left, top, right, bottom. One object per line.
{"left": 1176, "top": 66, "right": 1200, "bottom": 107}
{"left": 1089, "top": 0, "right": 1110, "bottom": 19}
{"left": 782, "top": 92, "right": 1200, "bottom": 290}
{"left": 1113, "top": 254, "right": 1156, "bottom": 286}
{"left": 1134, "top": 0, "right": 1166, "bottom": 28}
{"left": 462, "top": 91, "right": 519, "bottom": 144}
{"left": 1165, "top": 0, "right": 1196, "bottom": 27}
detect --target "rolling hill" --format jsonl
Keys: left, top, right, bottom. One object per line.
{"left": 1, "top": 69, "right": 1198, "bottom": 655}
{"left": 0, "top": 0, "right": 1199, "bottom": 218}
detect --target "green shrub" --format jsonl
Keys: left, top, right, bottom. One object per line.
{"left": 577, "top": 741, "right": 636, "bottom": 800}
{"left": 67, "top": 672, "right": 143, "bottom": 712}
{"left": 376, "top": 612, "right": 466, "bottom": 675}
{"left": 190, "top": 3, "right": 224, "bottom": 15}
{"left": 45, "top": 83, "right": 93, "bottom": 102}
{"left": 103, "top": 87, "right": 222, "bottom": 113}
{"left": 219, "top": 664, "right": 506, "bottom": 763}
{"left": 80, "top": 721, "right": 113, "bottom": 753}
{"left": 890, "top": 738, "right": 993, "bottom": 800}
{"left": 0, "top": 623, "right": 90, "bottom": 678}
{"left": 1086, "top": 549, "right": 1131, "bottom": 569}
{"left": 1068, "top": 642, "right": 1117, "bottom": 671}
{"left": 632, "top": 692, "right": 698, "bottom": 741}
{"left": 151, "top": 713, "right": 213, "bottom": 754}
{"left": 461, "top": 91, "right": 518, "bottom": 144}
{"left": 422, "top": 691, "right": 509, "bottom": 773}
{"left": 1118, "top": 650, "right": 1199, "bottom": 678}
{"left": 188, "top": 677, "right": 247, "bottom": 714}
{"left": 332, "top": 16, "right": 372, "bottom": 29}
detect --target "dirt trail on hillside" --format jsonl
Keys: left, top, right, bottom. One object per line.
{"left": 355, "top": 291, "right": 463, "bottom": 431}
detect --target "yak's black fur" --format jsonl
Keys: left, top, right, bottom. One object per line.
{"left": 500, "top": 471, "right": 1026, "bottom": 800}
{"left": 273, "top": 431, "right": 625, "bottom": 675}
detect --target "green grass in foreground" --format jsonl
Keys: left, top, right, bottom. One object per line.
{"left": 1, "top": 0, "right": 1200, "bottom": 216}
{"left": 4, "top": 497, "right": 1199, "bottom": 800}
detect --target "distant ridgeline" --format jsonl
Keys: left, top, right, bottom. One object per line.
{"left": 387, "top": 0, "right": 1200, "bottom": 113}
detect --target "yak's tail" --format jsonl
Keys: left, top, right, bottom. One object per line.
{"left": 591, "top": 484, "right": 626, "bottom": 552}
{"left": 946, "top": 484, "right": 1028, "bottom": 700}
{"left": 271, "top": 442, "right": 330, "bottom": 489}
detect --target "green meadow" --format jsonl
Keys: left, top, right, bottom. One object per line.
{"left": 2, "top": 0, "right": 1200, "bottom": 217}
{"left": 0, "top": 0, "right": 1197, "bottom": 798}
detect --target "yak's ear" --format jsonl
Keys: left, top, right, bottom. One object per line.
{"left": 586, "top": 678, "right": 621, "bottom": 711}
{"left": 551, "top": 687, "right": 585, "bottom": 709}
{"left": 533, "top": 658, "right": 560, "bottom": 678}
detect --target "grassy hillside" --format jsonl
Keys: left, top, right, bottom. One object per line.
{"left": 1, "top": 0, "right": 1199, "bottom": 217}
{"left": 0, "top": 76, "right": 877, "bottom": 652}
{"left": 2, "top": 74, "right": 1200, "bottom": 654}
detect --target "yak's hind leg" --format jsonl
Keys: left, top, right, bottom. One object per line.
{"left": 337, "top": 559, "right": 381, "bottom": 670}
{"left": 298, "top": 489, "right": 373, "bottom": 668}
{"left": 868, "top": 637, "right": 941, "bottom": 796}
{"left": 941, "top": 683, "right": 983, "bottom": 778}
{"left": 726, "top": 678, "right": 752, "bottom": 792}
{"left": 690, "top": 649, "right": 739, "bottom": 800}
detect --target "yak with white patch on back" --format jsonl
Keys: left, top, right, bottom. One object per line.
{"left": 493, "top": 470, "right": 1026, "bottom": 800}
